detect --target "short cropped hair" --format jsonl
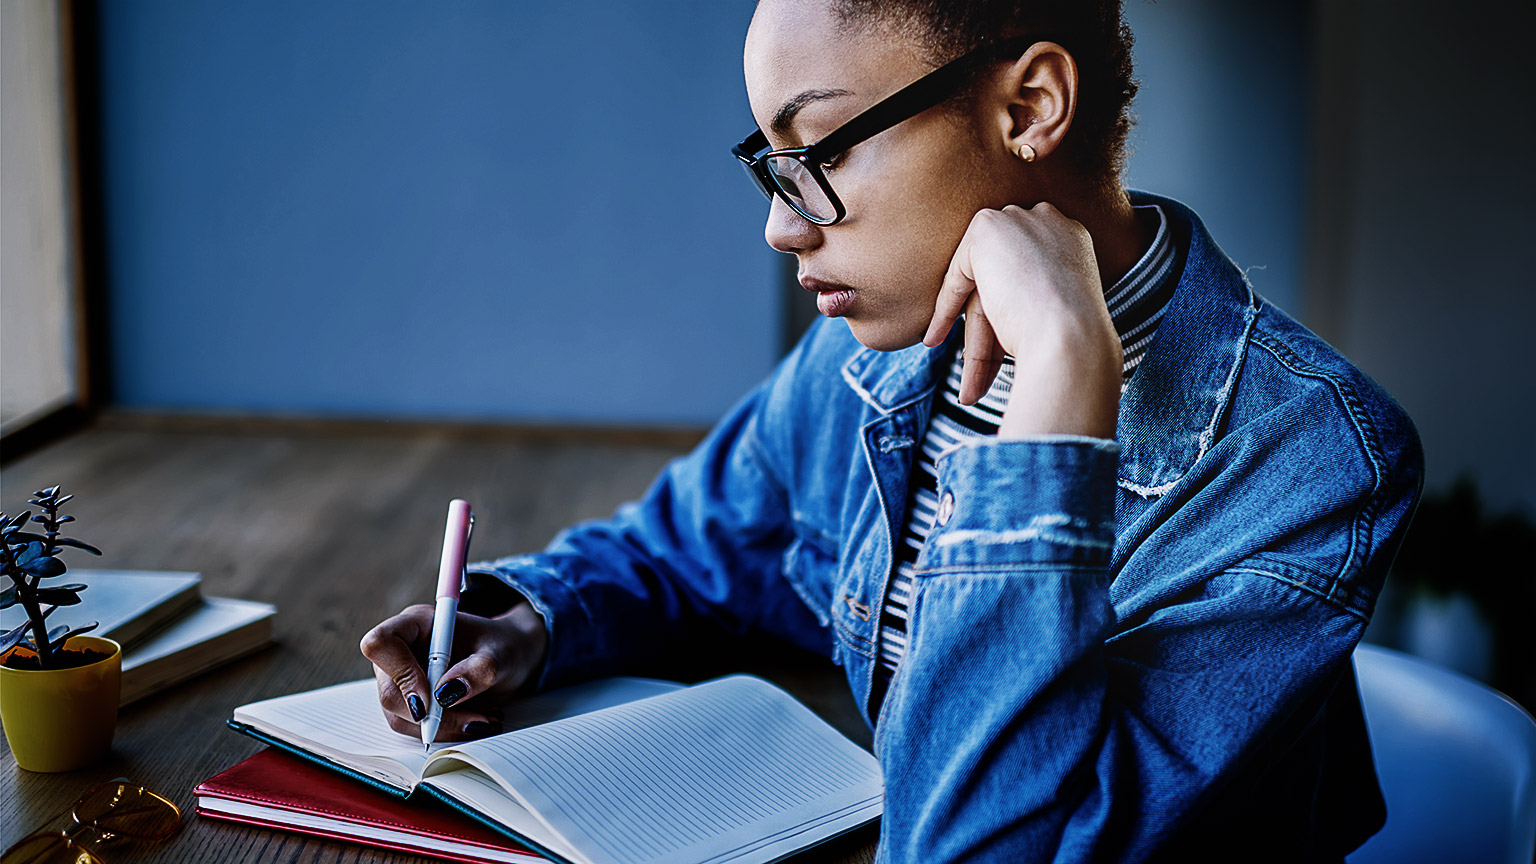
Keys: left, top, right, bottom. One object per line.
{"left": 836, "top": 0, "right": 1139, "bottom": 187}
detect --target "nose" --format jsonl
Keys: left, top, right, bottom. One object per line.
{"left": 764, "top": 196, "right": 823, "bottom": 254}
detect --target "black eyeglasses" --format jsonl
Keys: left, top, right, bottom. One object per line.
{"left": 733, "top": 35, "right": 1041, "bottom": 226}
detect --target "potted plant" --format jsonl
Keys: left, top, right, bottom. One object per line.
{"left": 0, "top": 485, "right": 116, "bottom": 772}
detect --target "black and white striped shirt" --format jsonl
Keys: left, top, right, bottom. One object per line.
{"left": 869, "top": 204, "right": 1178, "bottom": 704}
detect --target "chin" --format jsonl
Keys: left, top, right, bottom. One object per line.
{"left": 843, "top": 318, "right": 928, "bottom": 353}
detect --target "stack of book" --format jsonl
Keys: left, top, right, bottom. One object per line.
{"left": 0, "top": 569, "right": 276, "bottom": 704}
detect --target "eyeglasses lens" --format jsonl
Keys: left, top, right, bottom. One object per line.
{"left": 74, "top": 784, "right": 180, "bottom": 839}
{"left": 740, "top": 160, "right": 774, "bottom": 199}
{"left": 763, "top": 156, "right": 836, "bottom": 223}
{"left": 1, "top": 834, "right": 105, "bottom": 864}
{"left": 1, "top": 782, "right": 181, "bottom": 864}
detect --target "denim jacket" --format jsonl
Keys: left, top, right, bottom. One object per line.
{"left": 469, "top": 192, "right": 1423, "bottom": 863}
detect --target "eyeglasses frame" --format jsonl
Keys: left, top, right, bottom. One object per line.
{"left": 732, "top": 34, "right": 1044, "bottom": 226}
{"left": 2, "top": 778, "right": 181, "bottom": 864}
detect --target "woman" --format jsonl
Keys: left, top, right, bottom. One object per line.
{"left": 362, "top": 1, "right": 1421, "bottom": 860}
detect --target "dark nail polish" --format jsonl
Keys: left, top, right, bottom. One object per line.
{"left": 462, "top": 720, "right": 499, "bottom": 737}
{"left": 407, "top": 693, "right": 426, "bottom": 723}
{"left": 435, "top": 677, "right": 467, "bottom": 708}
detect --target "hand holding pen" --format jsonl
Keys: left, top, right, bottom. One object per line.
{"left": 360, "top": 502, "right": 552, "bottom": 744}
{"left": 421, "top": 499, "right": 474, "bottom": 750}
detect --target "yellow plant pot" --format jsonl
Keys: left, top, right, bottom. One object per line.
{"left": 1, "top": 635, "right": 121, "bottom": 772}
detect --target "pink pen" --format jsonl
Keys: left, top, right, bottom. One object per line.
{"left": 421, "top": 499, "right": 473, "bottom": 750}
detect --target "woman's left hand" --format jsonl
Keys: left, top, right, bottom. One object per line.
{"left": 922, "top": 202, "right": 1123, "bottom": 440}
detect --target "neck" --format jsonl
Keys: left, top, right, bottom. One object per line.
{"left": 1060, "top": 187, "right": 1150, "bottom": 293}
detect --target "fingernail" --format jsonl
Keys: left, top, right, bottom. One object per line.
{"left": 463, "top": 720, "right": 500, "bottom": 737}
{"left": 407, "top": 693, "right": 426, "bottom": 723}
{"left": 435, "top": 678, "right": 467, "bottom": 708}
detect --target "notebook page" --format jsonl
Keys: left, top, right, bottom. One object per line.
{"left": 423, "top": 769, "right": 586, "bottom": 864}
{"left": 431, "top": 675, "right": 883, "bottom": 864}
{"left": 233, "top": 679, "right": 429, "bottom": 788}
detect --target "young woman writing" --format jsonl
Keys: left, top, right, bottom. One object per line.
{"left": 362, "top": 2, "right": 1422, "bottom": 860}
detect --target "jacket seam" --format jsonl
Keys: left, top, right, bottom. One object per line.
{"left": 1249, "top": 328, "right": 1387, "bottom": 591}
{"left": 1225, "top": 565, "right": 1369, "bottom": 623}
{"left": 914, "top": 563, "right": 1105, "bottom": 577}
{"left": 1116, "top": 301, "right": 1260, "bottom": 499}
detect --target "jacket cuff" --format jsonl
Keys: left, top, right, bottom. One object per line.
{"left": 465, "top": 556, "right": 597, "bottom": 693}
{"left": 921, "top": 437, "right": 1120, "bottom": 572}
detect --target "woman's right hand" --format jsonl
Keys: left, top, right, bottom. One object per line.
{"left": 359, "top": 599, "right": 549, "bottom": 742}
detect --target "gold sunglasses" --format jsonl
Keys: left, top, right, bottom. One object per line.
{"left": 2, "top": 779, "right": 181, "bottom": 864}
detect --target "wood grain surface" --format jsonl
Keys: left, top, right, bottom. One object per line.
{"left": 1, "top": 419, "right": 878, "bottom": 864}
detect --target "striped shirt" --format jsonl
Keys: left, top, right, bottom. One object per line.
{"left": 869, "top": 204, "right": 1178, "bottom": 707}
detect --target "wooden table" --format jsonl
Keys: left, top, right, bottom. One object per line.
{"left": 2, "top": 417, "right": 879, "bottom": 863}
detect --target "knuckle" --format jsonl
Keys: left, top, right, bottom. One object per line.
{"left": 391, "top": 666, "right": 423, "bottom": 693}
{"left": 462, "top": 652, "right": 501, "bottom": 688}
{"left": 358, "top": 626, "right": 388, "bottom": 657}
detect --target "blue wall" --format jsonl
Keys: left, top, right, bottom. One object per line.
{"left": 99, "top": 1, "right": 1307, "bottom": 425}
{"left": 1123, "top": 0, "right": 1307, "bottom": 317}
{"left": 100, "top": 0, "right": 778, "bottom": 425}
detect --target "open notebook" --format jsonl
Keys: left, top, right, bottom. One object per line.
{"left": 227, "top": 675, "right": 882, "bottom": 864}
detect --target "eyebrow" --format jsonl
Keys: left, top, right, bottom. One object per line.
{"left": 770, "top": 88, "right": 855, "bottom": 139}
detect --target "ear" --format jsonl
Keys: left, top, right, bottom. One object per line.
{"left": 990, "top": 42, "right": 1078, "bottom": 163}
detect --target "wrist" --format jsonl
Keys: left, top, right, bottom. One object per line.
{"left": 997, "top": 325, "right": 1121, "bottom": 440}
{"left": 496, "top": 599, "right": 550, "bottom": 695}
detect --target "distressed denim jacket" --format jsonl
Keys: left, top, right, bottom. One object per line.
{"left": 469, "top": 192, "right": 1423, "bottom": 863}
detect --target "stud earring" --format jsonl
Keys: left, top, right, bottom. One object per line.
{"left": 1016, "top": 143, "right": 1037, "bottom": 162}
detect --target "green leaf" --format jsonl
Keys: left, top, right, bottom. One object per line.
{"left": 35, "top": 587, "right": 81, "bottom": 606}
{"left": 54, "top": 495, "right": 74, "bottom": 507}
{"left": 52, "top": 538, "right": 102, "bottom": 555}
{"left": 55, "top": 515, "right": 76, "bottom": 524}
{"left": 0, "top": 586, "right": 14, "bottom": 608}
{"left": 6, "top": 532, "right": 48, "bottom": 545}
{"left": 21, "top": 557, "right": 68, "bottom": 579}
{"left": 0, "top": 622, "right": 29, "bottom": 654}
{"left": 49, "top": 621, "right": 98, "bottom": 650}
{"left": 8, "top": 511, "right": 31, "bottom": 529}
{"left": 50, "top": 583, "right": 87, "bottom": 592}
{"left": 15, "top": 542, "right": 44, "bottom": 566}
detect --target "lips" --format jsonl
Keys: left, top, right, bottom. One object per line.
{"left": 801, "top": 276, "right": 857, "bottom": 318}
{"left": 799, "top": 276, "right": 854, "bottom": 294}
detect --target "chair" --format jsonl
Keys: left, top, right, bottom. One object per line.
{"left": 1346, "top": 643, "right": 1536, "bottom": 864}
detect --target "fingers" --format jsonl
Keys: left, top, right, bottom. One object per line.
{"left": 959, "top": 296, "right": 1005, "bottom": 406}
{"left": 432, "top": 649, "right": 501, "bottom": 713}
{"left": 360, "top": 605, "right": 434, "bottom": 725}
{"left": 925, "top": 231, "right": 976, "bottom": 348}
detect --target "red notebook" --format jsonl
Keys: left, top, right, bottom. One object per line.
{"left": 195, "top": 748, "right": 544, "bottom": 864}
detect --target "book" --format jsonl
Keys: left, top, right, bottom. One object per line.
{"left": 1, "top": 569, "right": 201, "bottom": 650}
{"left": 121, "top": 596, "right": 276, "bottom": 705}
{"left": 196, "top": 747, "right": 542, "bottom": 864}
{"left": 226, "top": 675, "right": 884, "bottom": 864}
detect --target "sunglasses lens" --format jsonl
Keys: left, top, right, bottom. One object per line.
{"left": 0, "top": 834, "right": 103, "bottom": 864}
{"left": 763, "top": 155, "right": 836, "bottom": 223}
{"left": 74, "top": 783, "right": 180, "bottom": 840}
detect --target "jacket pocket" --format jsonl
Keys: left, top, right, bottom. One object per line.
{"left": 780, "top": 528, "right": 838, "bottom": 629}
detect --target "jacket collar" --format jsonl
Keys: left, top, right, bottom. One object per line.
{"left": 839, "top": 190, "right": 1258, "bottom": 496}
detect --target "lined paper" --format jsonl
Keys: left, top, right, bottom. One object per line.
{"left": 443, "top": 676, "right": 882, "bottom": 864}
{"left": 233, "top": 679, "right": 429, "bottom": 787}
